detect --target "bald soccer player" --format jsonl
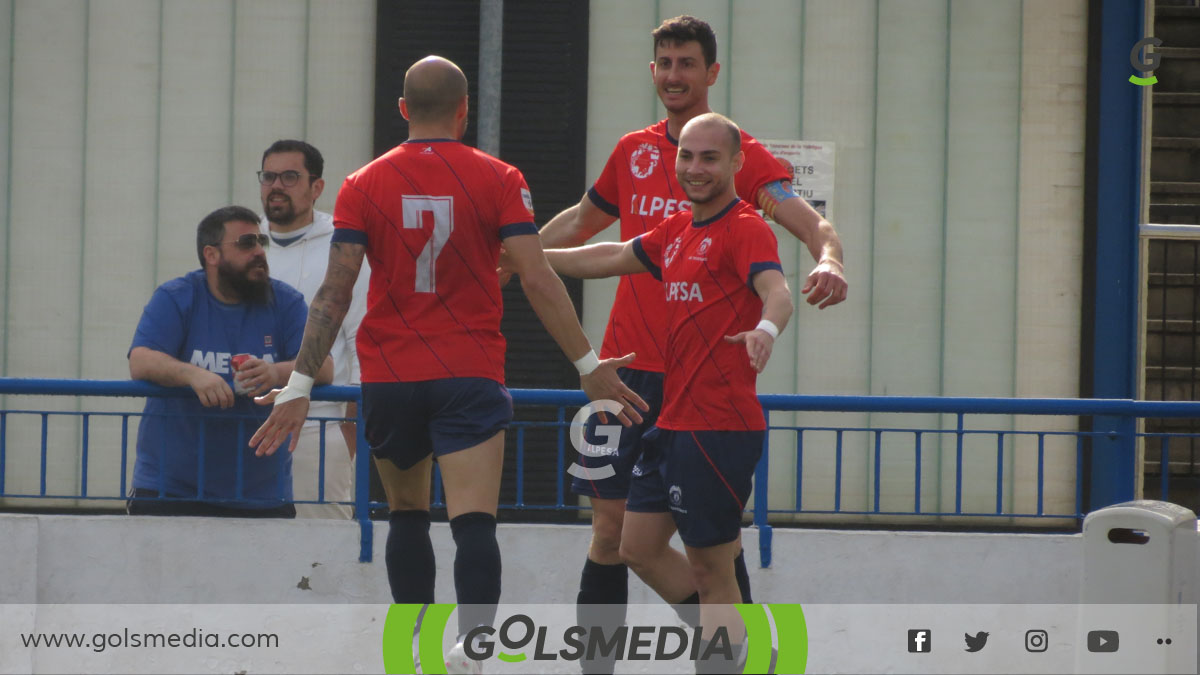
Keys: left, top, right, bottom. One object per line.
{"left": 251, "top": 56, "right": 647, "bottom": 673}
{"left": 535, "top": 15, "right": 845, "bottom": 674}
{"left": 523, "top": 112, "right": 792, "bottom": 673}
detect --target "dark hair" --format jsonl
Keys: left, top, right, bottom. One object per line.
{"left": 651, "top": 15, "right": 717, "bottom": 67}
{"left": 261, "top": 139, "right": 323, "bottom": 178}
{"left": 196, "top": 205, "right": 262, "bottom": 267}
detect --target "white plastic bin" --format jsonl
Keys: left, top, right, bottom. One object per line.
{"left": 1077, "top": 500, "right": 1196, "bottom": 674}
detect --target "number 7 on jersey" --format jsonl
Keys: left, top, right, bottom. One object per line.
{"left": 402, "top": 195, "right": 454, "bottom": 293}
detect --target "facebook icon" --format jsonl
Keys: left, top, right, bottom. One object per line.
{"left": 908, "top": 629, "right": 932, "bottom": 653}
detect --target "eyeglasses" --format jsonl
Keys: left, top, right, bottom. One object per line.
{"left": 218, "top": 233, "right": 270, "bottom": 250}
{"left": 257, "top": 170, "right": 313, "bottom": 187}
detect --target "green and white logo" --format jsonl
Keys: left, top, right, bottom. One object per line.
{"left": 381, "top": 603, "right": 808, "bottom": 674}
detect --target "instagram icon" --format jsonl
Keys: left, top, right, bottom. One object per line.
{"left": 1025, "top": 629, "right": 1048, "bottom": 652}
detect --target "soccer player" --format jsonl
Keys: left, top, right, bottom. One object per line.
{"left": 536, "top": 112, "right": 792, "bottom": 672}
{"left": 248, "top": 56, "right": 647, "bottom": 670}
{"left": 536, "top": 15, "right": 845, "bottom": 666}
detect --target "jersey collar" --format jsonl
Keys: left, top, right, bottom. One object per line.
{"left": 692, "top": 198, "right": 741, "bottom": 228}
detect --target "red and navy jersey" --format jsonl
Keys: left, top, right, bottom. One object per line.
{"left": 588, "top": 119, "right": 788, "bottom": 373}
{"left": 332, "top": 139, "right": 537, "bottom": 384}
{"left": 632, "top": 198, "right": 782, "bottom": 431}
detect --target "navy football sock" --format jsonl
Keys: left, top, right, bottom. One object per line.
{"left": 734, "top": 549, "right": 753, "bottom": 604}
{"left": 386, "top": 510, "right": 435, "bottom": 604}
{"left": 577, "top": 558, "right": 629, "bottom": 675}
{"left": 674, "top": 591, "right": 701, "bottom": 628}
{"left": 450, "top": 511, "right": 501, "bottom": 638}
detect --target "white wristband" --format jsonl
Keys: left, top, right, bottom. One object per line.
{"left": 755, "top": 319, "right": 780, "bottom": 340}
{"left": 271, "top": 371, "right": 314, "bottom": 406}
{"left": 573, "top": 350, "right": 601, "bottom": 376}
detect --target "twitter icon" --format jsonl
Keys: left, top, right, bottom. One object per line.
{"left": 964, "top": 631, "right": 989, "bottom": 652}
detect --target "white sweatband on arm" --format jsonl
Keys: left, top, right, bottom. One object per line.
{"left": 573, "top": 350, "right": 601, "bottom": 376}
{"left": 755, "top": 319, "right": 780, "bottom": 340}
{"left": 271, "top": 371, "right": 314, "bottom": 406}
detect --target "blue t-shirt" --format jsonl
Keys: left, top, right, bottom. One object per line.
{"left": 129, "top": 269, "right": 308, "bottom": 507}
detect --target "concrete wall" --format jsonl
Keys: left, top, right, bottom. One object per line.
{"left": 0, "top": 514, "right": 1082, "bottom": 605}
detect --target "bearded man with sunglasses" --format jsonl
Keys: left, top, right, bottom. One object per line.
{"left": 257, "top": 140, "right": 369, "bottom": 519}
{"left": 127, "top": 205, "right": 333, "bottom": 517}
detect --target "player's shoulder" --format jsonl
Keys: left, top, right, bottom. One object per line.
{"left": 724, "top": 199, "right": 772, "bottom": 230}
{"left": 468, "top": 144, "right": 523, "bottom": 175}
{"left": 616, "top": 120, "right": 668, "bottom": 147}
{"left": 737, "top": 129, "right": 776, "bottom": 159}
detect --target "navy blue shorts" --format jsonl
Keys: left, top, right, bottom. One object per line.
{"left": 569, "top": 368, "right": 664, "bottom": 500}
{"left": 626, "top": 427, "right": 764, "bottom": 548}
{"left": 362, "top": 378, "right": 513, "bottom": 470}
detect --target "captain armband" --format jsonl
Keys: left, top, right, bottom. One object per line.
{"left": 757, "top": 180, "right": 799, "bottom": 220}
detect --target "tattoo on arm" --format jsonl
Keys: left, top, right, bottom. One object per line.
{"left": 295, "top": 242, "right": 364, "bottom": 377}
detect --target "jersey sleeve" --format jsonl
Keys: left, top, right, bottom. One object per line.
{"left": 631, "top": 218, "right": 670, "bottom": 281}
{"left": 331, "top": 175, "right": 369, "bottom": 247}
{"left": 728, "top": 214, "right": 783, "bottom": 292}
{"left": 586, "top": 142, "right": 623, "bottom": 218}
{"left": 497, "top": 166, "right": 538, "bottom": 240}
{"left": 735, "top": 137, "right": 792, "bottom": 209}
{"left": 129, "top": 285, "right": 187, "bottom": 359}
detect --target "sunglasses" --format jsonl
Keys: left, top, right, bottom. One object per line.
{"left": 257, "top": 170, "right": 311, "bottom": 187}
{"left": 219, "top": 233, "right": 270, "bottom": 250}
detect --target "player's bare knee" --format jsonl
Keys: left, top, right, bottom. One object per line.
{"left": 384, "top": 490, "right": 427, "bottom": 512}
{"left": 591, "top": 516, "right": 624, "bottom": 554}
{"left": 618, "top": 540, "right": 646, "bottom": 571}
{"left": 687, "top": 557, "right": 728, "bottom": 594}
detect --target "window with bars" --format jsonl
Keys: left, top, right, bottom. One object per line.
{"left": 1142, "top": 235, "right": 1200, "bottom": 508}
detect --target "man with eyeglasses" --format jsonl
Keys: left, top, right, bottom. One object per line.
{"left": 127, "top": 205, "right": 333, "bottom": 517}
{"left": 257, "top": 140, "right": 369, "bottom": 520}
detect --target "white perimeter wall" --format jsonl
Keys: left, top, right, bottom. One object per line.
{"left": 0, "top": 514, "right": 1082, "bottom": 605}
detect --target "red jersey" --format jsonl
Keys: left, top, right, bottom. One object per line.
{"left": 332, "top": 139, "right": 537, "bottom": 384}
{"left": 588, "top": 119, "right": 788, "bottom": 373}
{"left": 632, "top": 198, "right": 782, "bottom": 432}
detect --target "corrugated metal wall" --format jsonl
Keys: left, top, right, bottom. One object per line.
{"left": 0, "top": 0, "right": 375, "bottom": 501}
{"left": 582, "top": 0, "right": 1087, "bottom": 520}
{"left": 0, "top": 0, "right": 1088, "bottom": 521}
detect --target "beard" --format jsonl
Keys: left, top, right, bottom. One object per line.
{"left": 263, "top": 191, "right": 298, "bottom": 226}
{"left": 217, "top": 256, "right": 272, "bottom": 305}
{"left": 680, "top": 177, "right": 730, "bottom": 205}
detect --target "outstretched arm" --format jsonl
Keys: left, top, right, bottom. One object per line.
{"left": 724, "top": 269, "right": 793, "bottom": 373}
{"left": 250, "top": 241, "right": 364, "bottom": 456}
{"left": 758, "top": 182, "right": 847, "bottom": 309}
{"left": 503, "top": 233, "right": 648, "bottom": 425}
{"left": 538, "top": 193, "right": 617, "bottom": 249}
{"left": 542, "top": 239, "right": 650, "bottom": 279}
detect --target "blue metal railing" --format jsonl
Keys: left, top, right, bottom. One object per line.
{"left": 4, "top": 378, "right": 1200, "bottom": 566}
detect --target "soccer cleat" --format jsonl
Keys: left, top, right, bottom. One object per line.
{"left": 444, "top": 640, "right": 482, "bottom": 675}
